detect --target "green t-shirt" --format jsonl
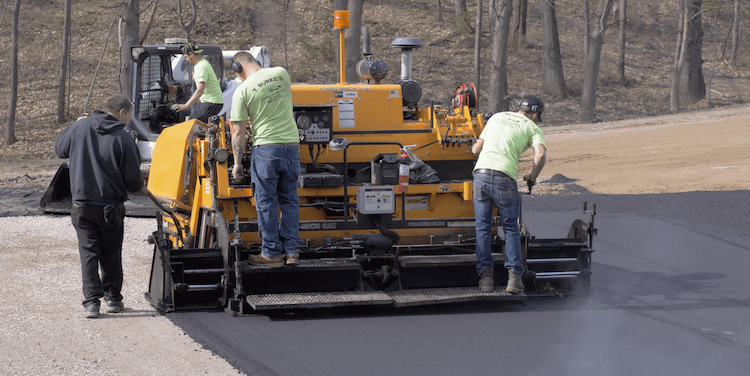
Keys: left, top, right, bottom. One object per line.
{"left": 230, "top": 67, "right": 299, "bottom": 145}
{"left": 474, "top": 111, "right": 546, "bottom": 181}
{"left": 193, "top": 58, "right": 223, "bottom": 104}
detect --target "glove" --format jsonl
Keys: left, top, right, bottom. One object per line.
{"left": 522, "top": 174, "right": 536, "bottom": 193}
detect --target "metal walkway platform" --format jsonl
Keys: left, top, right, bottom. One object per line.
{"left": 246, "top": 286, "right": 526, "bottom": 310}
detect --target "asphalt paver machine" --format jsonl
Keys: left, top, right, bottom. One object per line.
{"left": 144, "top": 12, "right": 596, "bottom": 314}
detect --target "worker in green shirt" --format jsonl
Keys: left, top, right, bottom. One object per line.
{"left": 172, "top": 42, "right": 223, "bottom": 123}
{"left": 229, "top": 51, "right": 302, "bottom": 268}
{"left": 471, "top": 95, "right": 547, "bottom": 294}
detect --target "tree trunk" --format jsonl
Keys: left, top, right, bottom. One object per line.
{"left": 345, "top": 0, "right": 364, "bottom": 83}
{"left": 670, "top": 0, "right": 688, "bottom": 112}
{"left": 730, "top": 0, "right": 739, "bottom": 67}
{"left": 509, "top": 0, "right": 526, "bottom": 49}
{"left": 616, "top": 0, "right": 626, "bottom": 81}
{"left": 139, "top": 0, "right": 160, "bottom": 45}
{"left": 540, "top": 0, "right": 566, "bottom": 99}
{"left": 57, "top": 0, "right": 71, "bottom": 124}
{"left": 6, "top": 0, "right": 20, "bottom": 146}
{"left": 437, "top": 0, "right": 443, "bottom": 24}
{"left": 577, "top": 0, "right": 615, "bottom": 124}
{"left": 119, "top": 0, "right": 139, "bottom": 99}
{"left": 679, "top": 0, "right": 705, "bottom": 106}
{"left": 488, "top": 0, "right": 512, "bottom": 113}
{"left": 176, "top": 0, "right": 197, "bottom": 42}
{"left": 0, "top": 0, "right": 11, "bottom": 26}
{"left": 455, "top": 0, "right": 467, "bottom": 19}
{"left": 583, "top": 0, "right": 590, "bottom": 61}
{"left": 473, "top": 0, "right": 482, "bottom": 90}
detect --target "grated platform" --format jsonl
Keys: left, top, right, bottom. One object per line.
{"left": 246, "top": 291, "right": 393, "bottom": 310}
{"left": 389, "top": 287, "right": 525, "bottom": 307}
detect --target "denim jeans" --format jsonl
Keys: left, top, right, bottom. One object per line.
{"left": 251, "top": 143, "right": 302, "bottom": 259}
{"left": 473, "top": 172, "right": 522, "bottom": 275}
{"left": 71, "top": 203, "right": 125, "bottom": 307}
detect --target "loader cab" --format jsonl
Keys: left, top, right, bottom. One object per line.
{"left": 127, "top": 42, "right": 224, "bottom": 176}
{"left": 127, "top": 42, "right": 270, "bottom": 176}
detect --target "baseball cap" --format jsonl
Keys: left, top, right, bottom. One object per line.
{"left": 181, "top": 42, "right": 203, "bottom": 55}
{"left": 517, "top": 95, "right": 544, "bottom": 123}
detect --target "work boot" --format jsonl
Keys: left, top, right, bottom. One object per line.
{"left": 506, "top": 269, "right": 525, "bottom": 294}
{"left": 105, "top": 300, "right": 125, "bottom": 314}
{"left": 84, "top": 302, "right": 100, "bottom": 319}
{"left": 285, "top": 254, "right": 299, "bottom": 266}
{"left": 479, "top": 266, "right": 494, "bottom": 292}
{"left": 248, "top": 253, "right": 285, "bottom": 268}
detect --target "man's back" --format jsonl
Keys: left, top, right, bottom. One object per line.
{"left": 231, "top": 67, "right": 298, "bottom": 145}
{"left": 473, "top": 112, "right": 546, "bottom": 180}
{"left": 55, "top": 111, "right": 142, "bottom": 204}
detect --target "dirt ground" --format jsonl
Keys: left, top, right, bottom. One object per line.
{"left": 0, "top": 105, "right": 748, "bottom": 374}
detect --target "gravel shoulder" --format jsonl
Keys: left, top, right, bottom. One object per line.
{"left": 0, "top": 216, "right": 242, "bottom": 375}
{"left": 1, "top": 105, "right": 748, "bottom": 374}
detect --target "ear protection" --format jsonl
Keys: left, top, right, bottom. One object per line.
{"left": 516, "top": 100, "right": 541, "bottom": 114}
{"left": 231, "top": 60, "right": 243, "bottom": 74}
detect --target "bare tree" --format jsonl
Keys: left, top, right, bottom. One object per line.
{"left": 583, "top": 0, "right": 590, "bottom": 59}
{"left": 473, "top": 0, "right": 483, "bottom": 89}
{"left": 729, "top": 0, "right": 739, "bottom": 66}
{"left": 6, "top": 0, "right": 20, "bottom": 146}
{"left": 679, "top": 0, "right": 705, "bottom": 106}
{"left": 139, "top": 0, "right": 161, "bottom": 45}
{"left": 488, "top": 0, "right": 512, "bottom": 112}
{"left": 176, "top": 0, "right": 197, "bottom": 42}
{"left": 455, "top": 0, "right": 467, "bottom": 20}
{"left": 540, "top": 0, "right": 567, "bottom": 98}
{"left": 437, "top": 0, "right": 443, "bottom": 24}
{"left": 0, "top": 0, "right": 10, "bottom": 32}
{"left": 119, "top": 0, "right": 140, "bottom": 98}
{"left": 345, "top": 0, "right": 364, "bottom": 83}
{"left": 57, "top": 0, "right": 72, "bottom": 124}
{"left": 616, "top": 0, "right": 626, "bottom": 81}
{"left": 577, "top": 0, "right": 615, "bottom": 124}
{"left": 509, "top": 0, "right": 526, "bottom": 49}
{"left": 670, "top": 0, "right": 689, "bottom": 112}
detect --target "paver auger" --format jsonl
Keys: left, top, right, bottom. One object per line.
{"left": 144, "top": 13, "right": 596, "bottom": 314}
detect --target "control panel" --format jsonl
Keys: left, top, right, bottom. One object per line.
{"left": 357, "top": 186, "right": 395, "bottom": 215}
{"left": 294, "top": 106, "right": 333, "bottom": 144}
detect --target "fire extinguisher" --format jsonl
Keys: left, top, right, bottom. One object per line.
{"left": 397, "top": 146, "right": 413, "bottom": 193}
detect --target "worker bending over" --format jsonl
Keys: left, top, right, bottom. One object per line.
{"left": 471, "top": 95, "right": 547, "bottom": 294}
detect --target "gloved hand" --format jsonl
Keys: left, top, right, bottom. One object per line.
{"left": 522, "top": 174, "right": 536, "bottom": 193}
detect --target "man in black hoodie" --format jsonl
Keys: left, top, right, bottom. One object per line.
{"left": 55, "top": 94, "right": 144, "bottom": 319}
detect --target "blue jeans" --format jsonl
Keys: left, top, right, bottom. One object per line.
{"left": 473, "top": 172, "right": 522, "bottom": 275}
{"left": 251, "top": 144, "right": 302, "bottom": 259}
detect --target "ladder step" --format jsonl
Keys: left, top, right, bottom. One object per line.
{"left": 526, "top": 258, "right": 579, "bottom": 264}
{"left": 535, "top": 271, "right": 580, "bottom": 279}
{"left": 243, "top": 259, "right": 360, "bottom": 273}
{"left": 399, "top": 253, "right": 503, "bottom": 267}
{"left": 246, "top": 291, "right": 393, "bottom": 310}
{"left": 389, "top": 287, "right": 525, "bottom": 307}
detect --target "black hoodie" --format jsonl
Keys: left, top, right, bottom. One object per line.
{"left": 55, "top": 110, "right": 143, "bottom": 204}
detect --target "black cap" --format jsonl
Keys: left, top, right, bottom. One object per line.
{"left": 516, "top": 95, "right": 544, "bottom": 123}
{"left": 181, "top": 42, "right": 203, "bottom": 55}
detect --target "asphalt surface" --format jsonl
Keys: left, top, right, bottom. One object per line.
{"left": 165, "top": 190, "right": 750, "bottom": 375}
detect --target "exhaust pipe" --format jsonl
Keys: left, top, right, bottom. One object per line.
{"left": 356, "top": 25, "right": 388, "bottom": 83}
